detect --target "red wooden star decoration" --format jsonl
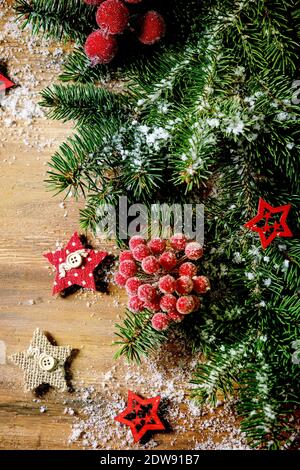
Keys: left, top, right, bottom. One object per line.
{"left": 0, "top": 73, "right": 15, "bottom": 91}
{"left": 44, "top": 232, "right": 108, "bottom": 295}
{"left": 244, "top": 198, "right": 292, "bottom": 249}
{"left": 115, "top": 391, "right": 165, "bottom": 442}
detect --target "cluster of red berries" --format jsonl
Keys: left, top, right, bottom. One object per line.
{"left": 84, "top": 0, "right": 166, "bottom": 65}
{"left": 114, "top": 234, "right": 210, "bottom": 331}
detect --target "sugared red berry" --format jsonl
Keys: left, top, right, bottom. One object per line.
{"left": 159, "top": 251, "right": 177, "bottom": 271}
{"left": 128, "top": 295, "right": 144, "bottom": 313}
{"left": 168, "top": 310, "right": 185, "bottom": 323}
{"left": 119, "top": 250, "right": 134, "bottom": 262}
{"left": 132, "top": 244, "right": 151, "bottom": 261}
{"left": 176, "top": 276, "right": 193, "bottom": 295}
{"left": 84, "top": 29, "right": 118, "bottom": 65}
{"left": 141, "top": 255, "right": 160, "bottom": 274}
{"left": 138, "top": 10, "right": 166, "bottom": 45}
{"left": 137, "top": 283, "right": 157, "bottom": 302}
{"left": 129, "top": 235, "right": 145, "bottom": 251}
{"left": 179, "top": 262, "right": 197, "bottom": 277}
{"left": 176, "top": 296, "right": 195, "bottom": 314}
{"left": 158, "top": 274, "right": 176, "bottom": 294}
{"left": 185, "top": 242, "right": 203, "bottom": 260}
{"left": 96, "top": 0, "right": 129, "bottom": 35}
{"left": 119, "top": 259, "right": 137, "bottom": 278}
{"left": 170, "top": 233, "right": 187, "bottom": 251}
{"left": 192, "top": 295, "right": 201, "bottom": 311}
{"left": 125, "top": 277, "right": 142, "bottom": 295}
{"left": 151, "top": 312, "right": 170, "bottom": 331}
{"left": 114, "top": 272, "right": 127, "bottom": 287}
{"left": 193, "top": 276, "right": 210, "bottom": 294}
{"left": 148, "top": 237, "right": 166, "bottom": 255}
{"left": 160, "top": 294, "right": 177, "bottom": 312}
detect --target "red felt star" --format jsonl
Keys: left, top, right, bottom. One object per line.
{"left": 244, "top": 198, "right": 292, "bottom": 249}
{"left": 44, "top": 232, "right": 108, "bottom": 295}
{"left": 115, "top": 391, "right": 165, "bottom": 442}
{"left": 0, "top": 73, "right": 15, "bottom": 91}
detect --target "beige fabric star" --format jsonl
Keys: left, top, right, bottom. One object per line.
{"left": 10, "top": 328, "right": 72, "bottom": 392}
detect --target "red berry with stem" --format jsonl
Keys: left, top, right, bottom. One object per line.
{"left": 176, "top": 296, "right": 195, "bottom": 315}
{"left": 119, "top": 259, "right": 137, "bottom": 278}
{"left": 159, "top": 251, "right": 177, "bottom": 271}
{"left": 168, "top": 310, "right": 185, "bottom": 323}
{"left": 114, "top": 272, "right": 127, "bottom": 287}
{"left": 119, "top": 250, "right": 134, "bottom": 262}
{"left": 137, "top": 284, "right": 157, "bottom": 302}
{"left": 125, "top": 277, "right": 143, "bottom": 295}
{"left": 158, "top": 274, "right": 176, "bottom": 294}
{"left": 96, "top": 0, "right": 129, "bottom": 35}
{"left": 138, "top": 10, "right": 166, "bottom": 45}
{"left": 170, "top": 233, "right": 187, "bottom": 251}
{"left": 148, "top": 237, "right": 166, "bottom": 255}
{"left": 84, "top": 29, "right": 118, "bottom": 65}
{"left": 176, "top": 276, "right": 193, "bottom": 295}
{"left": 151, "top": 312, "right": 170, "bottom": 331}
{"left": 160, "top": 294, "right": 177, "bottom": 312}
{"left": 193, "top": 276, "right": 210, "bottom": 294}
{"left": 128, "top": 295, "right": 144, "bottom": 313}
{"left": 129, "top": 235, "right": 145, "bottom": 251}
{"left": 132, "top": 244, "right": 151, "bottom": 261}
{"left": 141, "top": 255, "right": 160, "bottom": 274}
{"left": 179, "top": 262, "right": 197, "bottom": 277}
{"left": 185, "top": 242, "right": 203, "bottom": 260}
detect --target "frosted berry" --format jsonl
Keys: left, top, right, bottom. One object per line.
{"left": 193, "top": 276, "right": 210, "bottom": 294}
{"left": 119, "top": 259, "right": 137, "bottom": 278}
{"left": 129, "top": 235, "right": 145, "bottom": 251}
{"left": 176, "top": 296, "right": 195, "bottom": 315}
{"left": 192, "top": 295, "right": 201, "bottom": 311}
{"left": 84, "top": 0, "right": 105, "bottom": 5}
{"left": 170, "top": 233, "right": 187, "bottom": 251}
{"left": 168, "top": 310, "right": 185, "bottom": 323}
{"left": 141, "top": 255, "right": 160, "bottom": 274}
{"left": 159, "top": 251, "right": 177, "bottom": 271}
{"left": 128, "top": 295, "right": 144, "bottom": 313}
{"left": 125, "top": 277, "right": 143, "bottom": 295}
{"left": 132, "top": 244, "right": 151, "bottom": 261}
{"left": 119, "top": 250, "right": 134, "bottom": 262}
{"left": 176, "top": 276, "right": 193, "bottom": 295}
{"left": 137, "top": 284, "right": 157, "bottom": 302}
{"left": 138, "top": 11, "right": 166, "bottom": 45}
{"left": 179, "top": 262, "right": 197, "bottom": 277}
{"left": 185, "top": 242, "right": 203, "bottom": 260}
{"left": 160, "top": 294, "right": 177, "bottom": 312}
{"left": 114, "top": 272, "right": 127, "bottom": 287}
{"left": 158, "top": 274, "right": 176, "bottom": 294}
{"left": 84, "top": 29, "right": 118, "bottom": 65}
{"left": 151, "top": 312, "right": 170, "bottom": 331}
{"left": 96, "top": 0, "right": 129, "bottom": 35}
{"left": 148, "top": 237, "right": 166, "bottom": 255}
{"left": 144, "top": 299, "right": 161, "bottom": 312}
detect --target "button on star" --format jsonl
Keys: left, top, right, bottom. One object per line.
{"left": 115, "top": 391, "right": 165, "bottom": 442}
{"left": 44, "top": 232, "right": 108, "bottom": 295}
{"left": 244, "top": 198, "right": 292, "bottom": 249}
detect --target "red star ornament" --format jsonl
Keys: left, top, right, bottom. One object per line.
{"left": 114, "top": 391, "right": 165, "bottom": 442}
{"left": 44, "top": 232, "right": 108, "bottom": 295}
{"left": 0, "top": 73, "right": 15, "bottom": 91}
{"left": 244, "top": 198, "right": 292, "bottom": 249}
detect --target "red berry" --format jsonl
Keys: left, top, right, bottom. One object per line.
{"left": 125, "top": 277, "right": 143, "bottom": 295}
{"left": 151, "top": 312, "right": 170, "bottom": 331}
{"left": 170, "top": 233, "right": 187, "bottom": 251}
{"left": 84, "top": 29, "right": 118, "bottom": 65}
{"left": 137, "top": 284, "right": 157, "bottom": 302}
{"left": 84, "top": 0, "right": 105, "bottom": 5}
{"left": 128, "top": 295, "right": 144, "bottom": 313}
{"left": 176, "top": 276, "right": 193, "bottom": 295}
{"left": 96, "top": 0, "right": 129, "bottom": 35}
{"left": 193, "top": 276, "right": 210, "bottom": 294}
{"left": 185, "top": 242, "right": 203, "bottom": 260}
{"left": 138, "top": 10, "right": 166, "bottom": 45}
{"left": 119, "top": 259, "right": 137, "bottom": 278}
{"left": 192, "top": 295, "right": 201, "bottom": 311}
{"left": 119, "top": 250, "right": 134, "bottom": 262}
{"left": 141, "top": 255, "right": 160, "bottom": 274}
{"left": 168, "top": 310, "right": 185, "bottom": 323}
{"left": 148, "top": 237, "right": 166, "bottom": 255}
{"left": 144, "top": 299, "right": 161, "bottom": 312}
{"left": 132, "top": 244, "right": 151, "bottom": 261}
{"left": 158, "top": 274, "right": 176, "bottom": 294}
{"left": 129, "top": 235, "right": 145, "bottom": 251}
{"left": 159, "top": 251, "right": 177, "bottom": 271}
{"left": 160, "top": 294, "right": 177, "bottom": 312}
{"left": 176, "top": 296, "right": 195, "bottom": 315}
{"left": 179, "top": 262, "right": 197, "bottom": 277}
{"left": 114, "top": 272, "right": 127, "bottom": 287}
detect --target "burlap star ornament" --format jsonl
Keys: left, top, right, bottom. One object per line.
{"left": 10, "top": 329, "right": 72, "bottom": 392}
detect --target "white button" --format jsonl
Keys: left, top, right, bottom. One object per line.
{"left": 38, "top": 354, "right": 57, "bottom": 372}
{"left": 66, "top": 252, "right": 82, "bottom": 269}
